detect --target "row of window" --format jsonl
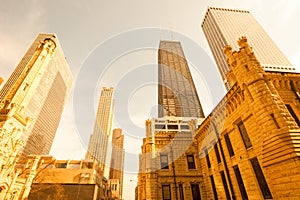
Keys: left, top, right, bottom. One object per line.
{"left": 162, "top": 183, "right": 201, "bottom": 200}
{"left": 209, "top": 158, "right": 272, "bottom": 200}
{"left": 160, "top": 154, "right": 196, "bottom": 170}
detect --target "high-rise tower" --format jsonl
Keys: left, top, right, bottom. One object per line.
{"left": 109, "top": 128, "right": 125, "bottom": 200}
{"left": 158, "top": 41, "right": 205, "bottom": 118}
{"left": 0, "top": 33, "right": 73, "bottom": 155}
{"left": 86, "top": 87, "right": 114, "bottom": 174}
{"left": 201, "top": 7, "right": 296, "bottom": 89}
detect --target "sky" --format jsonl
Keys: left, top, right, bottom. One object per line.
{"left": 1, "top": 0, "right": 300, "bottom": 199}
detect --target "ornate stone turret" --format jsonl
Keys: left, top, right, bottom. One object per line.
{"left": 224, "top": 36, "right": 300, "bottom": 167}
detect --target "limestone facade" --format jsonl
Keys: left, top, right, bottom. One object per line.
{"left": 137, "top": 38, "right": 300, "bottom": 199}
{"left": 196, "top": 37, "right": 300, "bottom": 199}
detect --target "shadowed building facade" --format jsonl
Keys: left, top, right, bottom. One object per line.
{"left": 158, "top": 41, "right": 205, "bottom": 118}
{"left": 202, "top": 7, "right": 296, "bottom": 90}
{"left": 0, "top": 33, "right": 73, "bottom": 155}
{"left": 86, "top": 87, "right": 114, "bottom": 176}
{"left": 109, "top": 128, "right": 125, "bottom": 200}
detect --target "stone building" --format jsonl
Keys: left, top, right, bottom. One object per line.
{"left": 194, "top": 37, "right": 300, "bottom": 199}
{"left": 138, "top": 117, "right": 204, "bottom": 200}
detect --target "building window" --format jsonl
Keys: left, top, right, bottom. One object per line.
{"left": 237, "top": 121, "right": 252, "bottom": 149}
{"left": 191, "top": 184, "right": 201, "bottom": 200}
{"left": 210, "top": 175, "right": 218, "bottom": 200}
{"left": 233, "top": 165, "right": 248, "bottom": 200}
{"left": 224, "top": 134, "right": 234, "bottom": 157}
{"left": 220, "top": 171, "right": 231, "bottom": 200}
{"left": 214, "top": 143, "right": 221, "bottom": 163}
{"left": 162, "top": 185, "right": 171, "bottom": 200}
{"left": 187, "top": 155, "right": 196, "bottom": 169}
{"left": 204, "top": 149, "right": 211, "bottom": 169}
{"left": 160, "top": 154, "right": 169, "bottom": 169}
{"left": 179, "top": 184, "right": 184, "bottom": 200}
{"left": 55, "top": 163, "right": 67, "bottom": 168}
{"left": 250, "top": 157, "right": 272, "bottom": 199}
{"left": 286, "top": 104, "right": 300, "bottom": 127}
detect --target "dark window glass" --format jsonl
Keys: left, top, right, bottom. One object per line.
{"left": 214, "top": 143, "right": 221, "bottom": 163}
{"left": 210, "top": 175, "right": 218, "bottom": 200}
{"left": 55, "top": 163, "right": 67, "bottom": 168}
{"left": 160, "top": 154, "right": 169, "bottom": 169}
{"left": 224, "top": 134, "right": 235, "bottom": 157}
{"left": 286, "top": 104, "right": 300, "bottom": 127}
{"left": 250, "top": 157, "right": 272, "bottom": 199}
{"left": 168, "top": 124, "right": 179, "bottom": 129}
{"left": 237, "top": 121, "right": 252, "bottom": 149}
{"left": 191, "top": 184, "right": 201, "bottom": 200}
{"left": 233, "top": 165, "right": 248, "bottom": 200}
{"left": 162, "top": 185, "right": 171, "bottom": 200}
{"left": 155, "top": 124, "right": 166, "bottom": 129}
{"left": 179, "top": 184, "right": 184, "bottom": 200}
{"left": 187, "top": 155, "right": 196, "bottom": 169}
{"left": 220, "top": 171, "right": 231, "bottom": 200}
{"left": 180, "top": 125, "right": 190, "bottom": 130}
{"left": 205, "top": 149, "right": 211, "bottom": 168}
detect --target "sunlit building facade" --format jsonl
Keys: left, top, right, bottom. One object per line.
{"left": 0, "top": 33, "right": 73, "bottom": 155}
{"left": 86, "top": 87, "right": 114, "bottom": 175}
{"left": 202, "top": 7, "right": 296, "bottom": 89}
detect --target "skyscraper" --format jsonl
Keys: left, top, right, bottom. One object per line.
{"left": 86, "top": 87, "right": 114, "bottom": 174}
{"left": 201, "top": 7, "right": 296, "bottom": 89}
{"left": 0, "top": 33, "right": 73, "bottom": 155}
{"left": 109, "top": 128, "right": 125, "bottom": 200}
{"left": 158, "top": 41, "right": 205, "bottom": 118}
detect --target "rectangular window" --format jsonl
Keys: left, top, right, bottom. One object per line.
{"left": 220, "top": 171, "right": 231, "bottom": 200}
{"left": 179, "top": 184, "right": 184, "bottom": 200}
{"left": 204, "top": 149, "right": 211, "bottom": 169}
{"left": 233, "top": 165, "right": 248, "bottom": 200}
{"left": 180, "top": 125, "right": 190, "bottom": 130}
{"left": 286, "top": 104, "right": 300, "bottom": 127}
{"left": 237, "top": 121, "right": 252, "bottom": 149}
{"left": 162, "top": 185, "right": 171, "bottom": 200}
{"left": 214, "top": 143, "right": 221, "bottom": 163}
{"left": 187, "top": 155, "right": 196, "bottom": 169}
{"left": 224, "top": 134, "right": 235, "bottom": 157}
{"left": 191, "top": 184, "right": 201, "bottom": 200}
{"left": 210, "top": 175, "right": 218, "bottom": 200}
{"left": 160, "top": 154, "right": 169, "bottom": 169}
{"left": 250, "top": 157, "right": 272, "bottom": 199}
{"left": 168, "top": 124, "right": 179, "bottom": 129}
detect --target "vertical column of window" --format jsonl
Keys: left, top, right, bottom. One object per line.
{"left": 160, "top": 154, "right": 169, "bottom": 169}
{"left": 220, "top": 171, "right": 231, "bottom": 200}
{"left": 214, "top": 143, "right": 222, "bottom": 164}
{"left": 250, "top": 157, "right": 272, "bottom": 199}
{"left": 187, "top": 155, "right": 196, "bottom": 169}
{"left": 233, "top": 165, "right": 248, "bottom": 199}
{"left": 162, "top": 185, "right": 171, "bottom": 200}
{"left": 204, "top": 149, "right": 211, "bottom": 169}
{"left": 224, "top": 134, "right": 235, "bottom": 157}
{"left": 210, "top": 175, "right": 218, "bottom": 200}
{"left": 237, "top": 121, "right": 252, "bottom": 149}
{"left": 179, "top": 184, "right": 184, "bottom": 200}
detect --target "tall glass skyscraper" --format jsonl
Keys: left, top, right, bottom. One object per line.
{"left": 202, "top": 7, "right": 296, "bottom": 89}
{"left": 158, "top": 41, "right": 205, "bottom": 118}
{"left": 86, "top": 87, "right": 114, "bottom": 174}
{"left": 0, "top": 33, "right": 73, "bottom": 155}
